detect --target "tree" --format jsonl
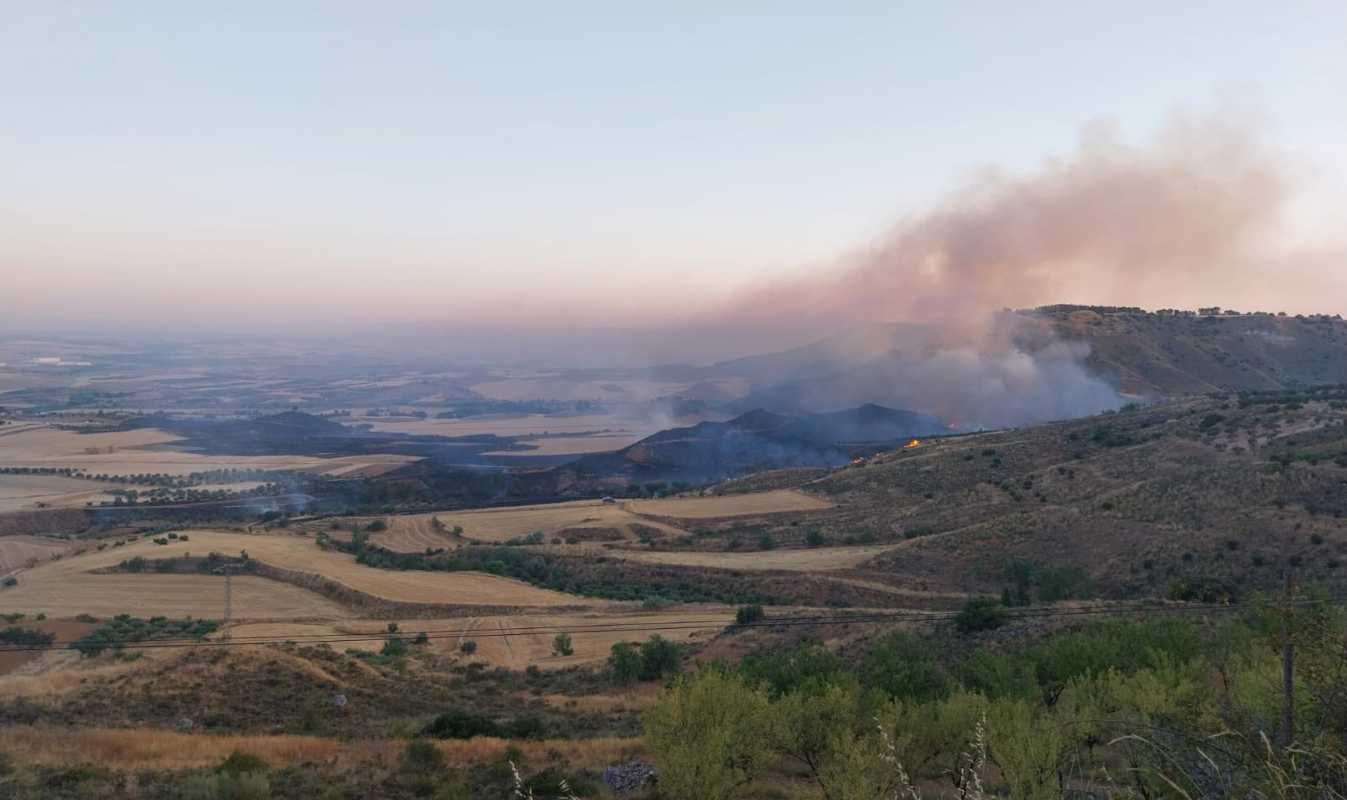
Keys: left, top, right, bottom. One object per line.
{"left": 639, "top": 634, "right": 680, "bottom": 680}
{"left": 859, "top": 632, "right": 950, "bottom": 702}
{"left": 955, "top": 597, "right": 1008, "bottom": 633}
{"left": 552, "top": 632, "right": 573, "bottom": 657}
{"left": 644, "top": 669, "right": 776, "bottom": 800}
{"left": 736, "top": 604, "right": 765, "bottom": 626}
{"left": 609, "top": 642, "right": 643, "bottom": 685}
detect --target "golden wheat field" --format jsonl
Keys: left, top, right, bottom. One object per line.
{"left": 364, "top": 500, "right": 686, "bottom": 548}
{"left": 0, "top": 535, "right": 74, "bottom": 575}
{"left": 4, "top": 530, "right": 584, "bottom": 610}
{"left": 627, "top": 489, "right": 833, "bottom": 518}
{"left": 0, "top": 473, "right": 122, "bottom": 512}
{"left": 229, "top": 608, "right": 736, "bottom": 669}
{"left": 1, "top": 570, "right": 346, "bottom": 619}
{"left": 607, "top": 541, "right": 901, "bottom": 571}
{"left": 0, "top": 424, "right": 419, "bottom": 477}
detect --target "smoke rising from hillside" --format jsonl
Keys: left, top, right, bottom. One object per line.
{"left": 713, "top": 110, "right": 1342, "bottom": 427}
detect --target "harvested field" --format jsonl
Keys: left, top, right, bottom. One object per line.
{"left": 6, "top": 530, "right": 584, "bottom": 609}
{"left": 278, "top": 608, "right": 737, "bottom": 669}
{"left": 609, "top": 543, "right": 902, "bottom": 571}
{"left": 0, "top": 535, "right": 73, "bottom": 575}
{"left": 1, "top": 572, "right": 347, "bottom": 619}
{"left": 0, "top": 620, "right": 94, "bottom": 675}
{"left": 0, "top": 473, "right": 118, "bottom": 511}
{"left": 0, "top": 727, "right": 644, "bottom": 771}
{"left": 0, "top": 424, "right": 418, "bottom": 477}
{"left": 485, "top": 433, "right": 646, "bottom": 456}
{"left": 365, "top": 500, "right": 688, "bottom": 548}
{"left": 356, "top": 412, "right": 652, "bottom": 437}
{"left": 629, "top": 489, "right": 833, "bottom": 518}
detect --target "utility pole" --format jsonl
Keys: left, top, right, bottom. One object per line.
{"left": 1279, "top": 570, "right": 1295, "bottom": 749}
{"left": 217, "top": 564, "right": 244, "bottom": 641}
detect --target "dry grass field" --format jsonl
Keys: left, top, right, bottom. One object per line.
{"left": 363, "top": 500, "right": 688, "bottom": 549}
{"left": 0, "top": 423, "right": 419, "bottom": 477}
{"left": 2, "top": 570, "right": 347, "bottom": 619}
{"left": 358, "top": 490, "right": 834, "bottom": 552}
{"left": 628, "top": 489, "right": 833, "bottom": 518}
{"left": 609, "top": 542, "right": 901, "bottom": 571}
{"left": 3, "top": 530, "right": 584, "bottom": 610}
{"left": 229, "top": 608, "right": 735, "bottom": 669}
{"left": 0, "top": 534, "right": 74, "bottom": 575}
{"left": 0, "top": 473, "right": 119, "bottom": 511}
{"left": 484, "top": 432, "right": 647, "bottom": 456}
{"left": 0, "top": 727, "right": 644, "bottom": 771}
{"left": 356, "top": 412, "right": 653, "bottom": 437}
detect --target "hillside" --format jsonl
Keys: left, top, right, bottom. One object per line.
{"left": 1034, "top": 305, "right": 1347, "bottom": 394}
{"left": 679, "top": 308, "right": 1347, "bottom": 423}
{"left": 645, "top": 384, "right": 1347, "bottom": 602}
{"left": 561, "top": 404, "right": 946, "bottom": 486}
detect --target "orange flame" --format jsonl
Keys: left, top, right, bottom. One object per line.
{"left": 904, "top": 439, "right": 922, "bottom": 449}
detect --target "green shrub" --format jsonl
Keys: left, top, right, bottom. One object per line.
{"left": 502, "top": 714, "right": 547, "bottom": 740}
{"left": 552, "top": 632, "right": 573, "bottom": 656}
{"left": 735, "top": 605, "right": 765, "bottom": 626}
{"left": 421, "top": 709, "right": 499, "bottom": 739}
{"left": 217, "top": 751, "right": 268, "bottom": 776}
{"left": 459, "top": 640, "right": 477, "bottom": 654}
{"left": 859, "top": 632, "right": 950, "bottom": 702}
{"left": 739, "top": 642, "right": 845, "bottom": 698}
{"left": 954, "top": 597, "right": 1008, "bottom": 633}
{"left": 609, "top": 642, "right": 643, "bottom": 685}
{"left": 639, "top": 635, "right": 680, "bottom": 680}
{"left": 805, "top": 528, "right": 826, "bottom": 547}
{"left": 402, "top": 739, "right": 445, "bottom": 772}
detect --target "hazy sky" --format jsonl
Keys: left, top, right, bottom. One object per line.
{"left": 4, "top": 2, "right": 1346, "bottom": 334}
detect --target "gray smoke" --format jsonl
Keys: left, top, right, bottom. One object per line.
{"left": 703, "top": 109, "right": 1342, "bottom": 427}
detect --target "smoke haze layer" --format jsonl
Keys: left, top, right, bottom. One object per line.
{"left": 704, "top": 110, "right": 1346, "bottom": 427}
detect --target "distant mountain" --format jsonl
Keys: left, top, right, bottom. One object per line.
{"left": 559, "top": 404, "right": 946, "bottom": 486}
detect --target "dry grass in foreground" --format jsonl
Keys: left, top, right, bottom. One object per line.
{"left": 0, "top": 728, "right": 644, "bottom": 771}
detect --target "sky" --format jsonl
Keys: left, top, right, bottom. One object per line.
{"left": 3, "top": 1, "right": 1346, "bottom": 336}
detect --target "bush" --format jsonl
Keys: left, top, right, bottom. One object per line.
{"left": 643, "top": 669, "right": 775, "bottom": 800}
{"left": 402, "top": 739, "right": 445, "bottom": 772}
{"left": 1, "top": 576, "right": 16, "bottom": 588}
{"left": 805, "top": 529, "right": 826, "bottom": 547}
{"left": 459, "top": 640, "right": 477, "bottom": 654}
{"left": 181, "top": 771, "right": 270, "bottom": 800}
{"left": 735, "top": 604, "right": 765, "bottom": 626}
{"left": 609, "top": 642, "right": 643, "bottom": 685}
{"left": 552, "top": 632, "right": 573, "bottom": 656}
{"left": 955, "top": 597, "right": 1008, "bottom": 633}
{"left": 217, "top": 751, "right": 268, "bottom": 776}
{"left": 421, "top": 709, "right": 499, "bottom": 739}
{"left": 502, "top": 714, "right": 547, "bottom": 740}
{"left": 639, "top": 635, "right": 680, "bottom": 680}
{"left": 365, "top": 519, "right": 387, "bottom": 532}
{"left": 859, "top": 632, "right": 950, "bottom": 702}
{"left": 739, "top": 642, "right": 845, "bottom": 698}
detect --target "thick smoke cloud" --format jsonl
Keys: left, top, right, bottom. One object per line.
{"left": 709, "top": 111, "right": 1340, "bottom": 428}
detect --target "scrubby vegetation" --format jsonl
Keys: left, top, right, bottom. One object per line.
{"left": 645, "top": 598, "right": 1347, "bottom": 799}
{"left": 71, "top": 615, "right": 218, "bottom": 657}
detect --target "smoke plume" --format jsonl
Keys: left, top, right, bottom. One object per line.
{"left": 709, "top": 110, "right": 1342, "bottom": 428}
